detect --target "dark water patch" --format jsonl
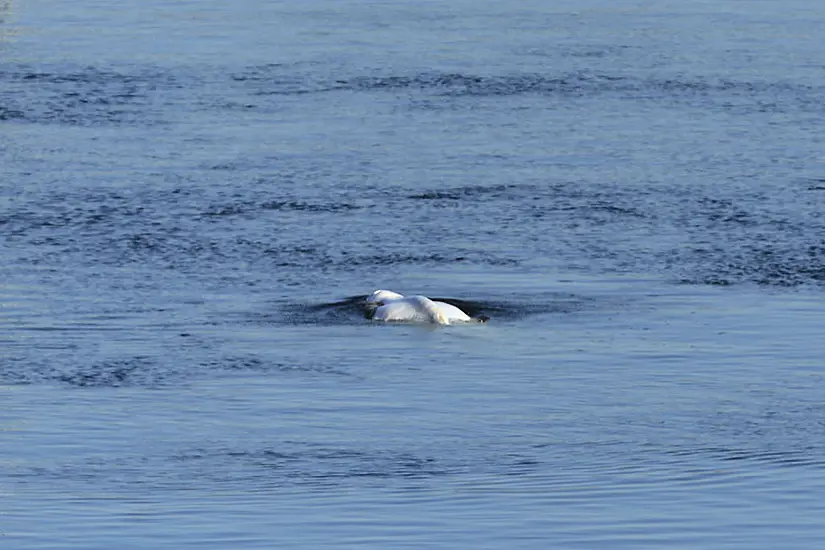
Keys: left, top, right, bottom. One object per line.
{"left": 0, "top": 355, "right": 171, "bottom": 388}
{"left": 667, "top": 446, "right": 825, "bottom": 469}
{"left": 5, "top": 62, "right": 822, "bottom": 129}
{"left": 682, "top": 402, "right": 825, "bottom": 469}
{"left": 528, "top": 199, "right": 649, "bottom": 223}
{"left": 803, "top": 177, "right": 825, "bottom": 191}
{"left": 163, "top": 443, "right": 540, "bottom": 489}
{"left": 5, "top": 62, "right": 825, "bottom": 290}
{"left": 9, "top": 176, "right": 825, "bottom": 289}
{"left": 0, "top": 354, "right": 351, "bottom": 388}
{"left": 2, "top": 202, "right": 154, "bottom": 237}
{"left": 273, "top": 295, "right": 374, "bottom": 326}
{"left": 8, "top": 220, "right": 521, "bottom": 279}
{"left": 559, "top": 45, "right": 632, "bottom": 59}
{"left": 199, "top": 356, "right": 352, "bottom": 378}
{"left": 56, "top": 356, "right": 162, "bottom": 388}
{"left": 225, "top": 65, "right": 825, "bottom": 113}
{"left": 201, "top": 199, "right": 363, "bottom": 218}
{"left": 658, "top": 181, "right": 825, "bottom": 287}
{"left": 252, "top": 248, "right": 520, "bottom": 274}
{"left": 409, "top": 181, "right": 650, "bottom": 220}
{"left": 342, "top": 251, "right": 520, "bottom": 268}
{"left": 233, "top": 66, "right": 616, "bottom": 99}
{"left": 408, "top": 183, "right": 529, "bottom": 201}
{"left": 673, "top": 241, "right": 825, "bottom": 288}
{"left": 196, "top": 445, "right": 455, "bottom": 482}
{"left": 0, "top": 63, "right": 186, "bottom": 126}
{"left": 0, "top": 104, "right": 24, "bottom": 120}
{"left": 229, "top": 63, "right": 340, "bottom": 96}
{"left": 301, "top": 71, "right": 825, "bottom": 114}
{"left": 343, "top": 72, "right": 631, "bottom": 98}
{"left": 8, "top": 443, "right": 466, "bottom": 493}
{"left": 18, "top": 437, "right": 784, "bottom": 495}
{"left": 697, "top": 197, "right": 758, "bottom": 227}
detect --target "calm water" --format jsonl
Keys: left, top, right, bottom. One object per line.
{"left": 3, "top": 1, "right": 825, "bottom": 548}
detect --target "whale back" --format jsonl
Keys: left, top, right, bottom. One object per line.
{"left": 407, "top": 295, "right": 450, "bottom": 325}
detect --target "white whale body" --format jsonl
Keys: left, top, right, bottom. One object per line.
{"left": 365, "top": 290, "right": 484, "bottom": 325}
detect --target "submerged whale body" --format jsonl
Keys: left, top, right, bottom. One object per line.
{"left": 365, "top": 290, "right": 488, "bottom": 325}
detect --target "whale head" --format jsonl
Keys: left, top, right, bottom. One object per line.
{"left": 366, "top": 289, "right": 404, "bottom": 305}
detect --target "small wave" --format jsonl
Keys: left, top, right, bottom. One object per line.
{"left": 7, "top": 443, "right": 469, "bottom": 492}
{"left": 201, "top": 200, "right": 362, "bottom": 218}
{"left": 176, "top": 445, "right": 456, "bottom": 483}
{"left": 0, "top": 354, "right": 351, "bottom": 388}
{"left": 674, "top": 242, "right": 825, "bottom": 288}
{"left": 0, "top": 105, "right": 24, "bottom": 120}
{"left": 666, "top": 445, "right": 825, "bottom": 469}
{"left": 0, "top": 355, "right": 168, "bottom": 388}
{"left": 5, "top": 62, "right": 822, "bottom": 128}
{"left": 227, "top": 66, "right": 825, "bottom": 115}
{"left": 408, "top": 184, "right": 526, "bottom": 201}
{"left": 0, "top": 63, "right": 183, "bottom": 126}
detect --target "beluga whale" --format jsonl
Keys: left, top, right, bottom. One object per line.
{"left": 364, "top": 290, "right": 489, "bottom": 325}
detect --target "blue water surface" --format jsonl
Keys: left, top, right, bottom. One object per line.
{"left": 3, "top": 1, "right": 825, "bottom": 548}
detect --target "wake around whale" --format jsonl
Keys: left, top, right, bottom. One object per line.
{"left": 365, "top": 290, "right": 489, "bottom": 325}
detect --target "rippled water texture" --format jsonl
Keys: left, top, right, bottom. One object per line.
{"left": 3, "top": 1, "right": 825, "bottom": 548}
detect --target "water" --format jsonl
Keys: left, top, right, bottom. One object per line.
{"left": 3, "top": 0, "right": 825, "bottom": 547}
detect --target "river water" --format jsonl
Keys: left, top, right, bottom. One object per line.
{"left": 3, "top": 1, "right": 825, "bottom": 548}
